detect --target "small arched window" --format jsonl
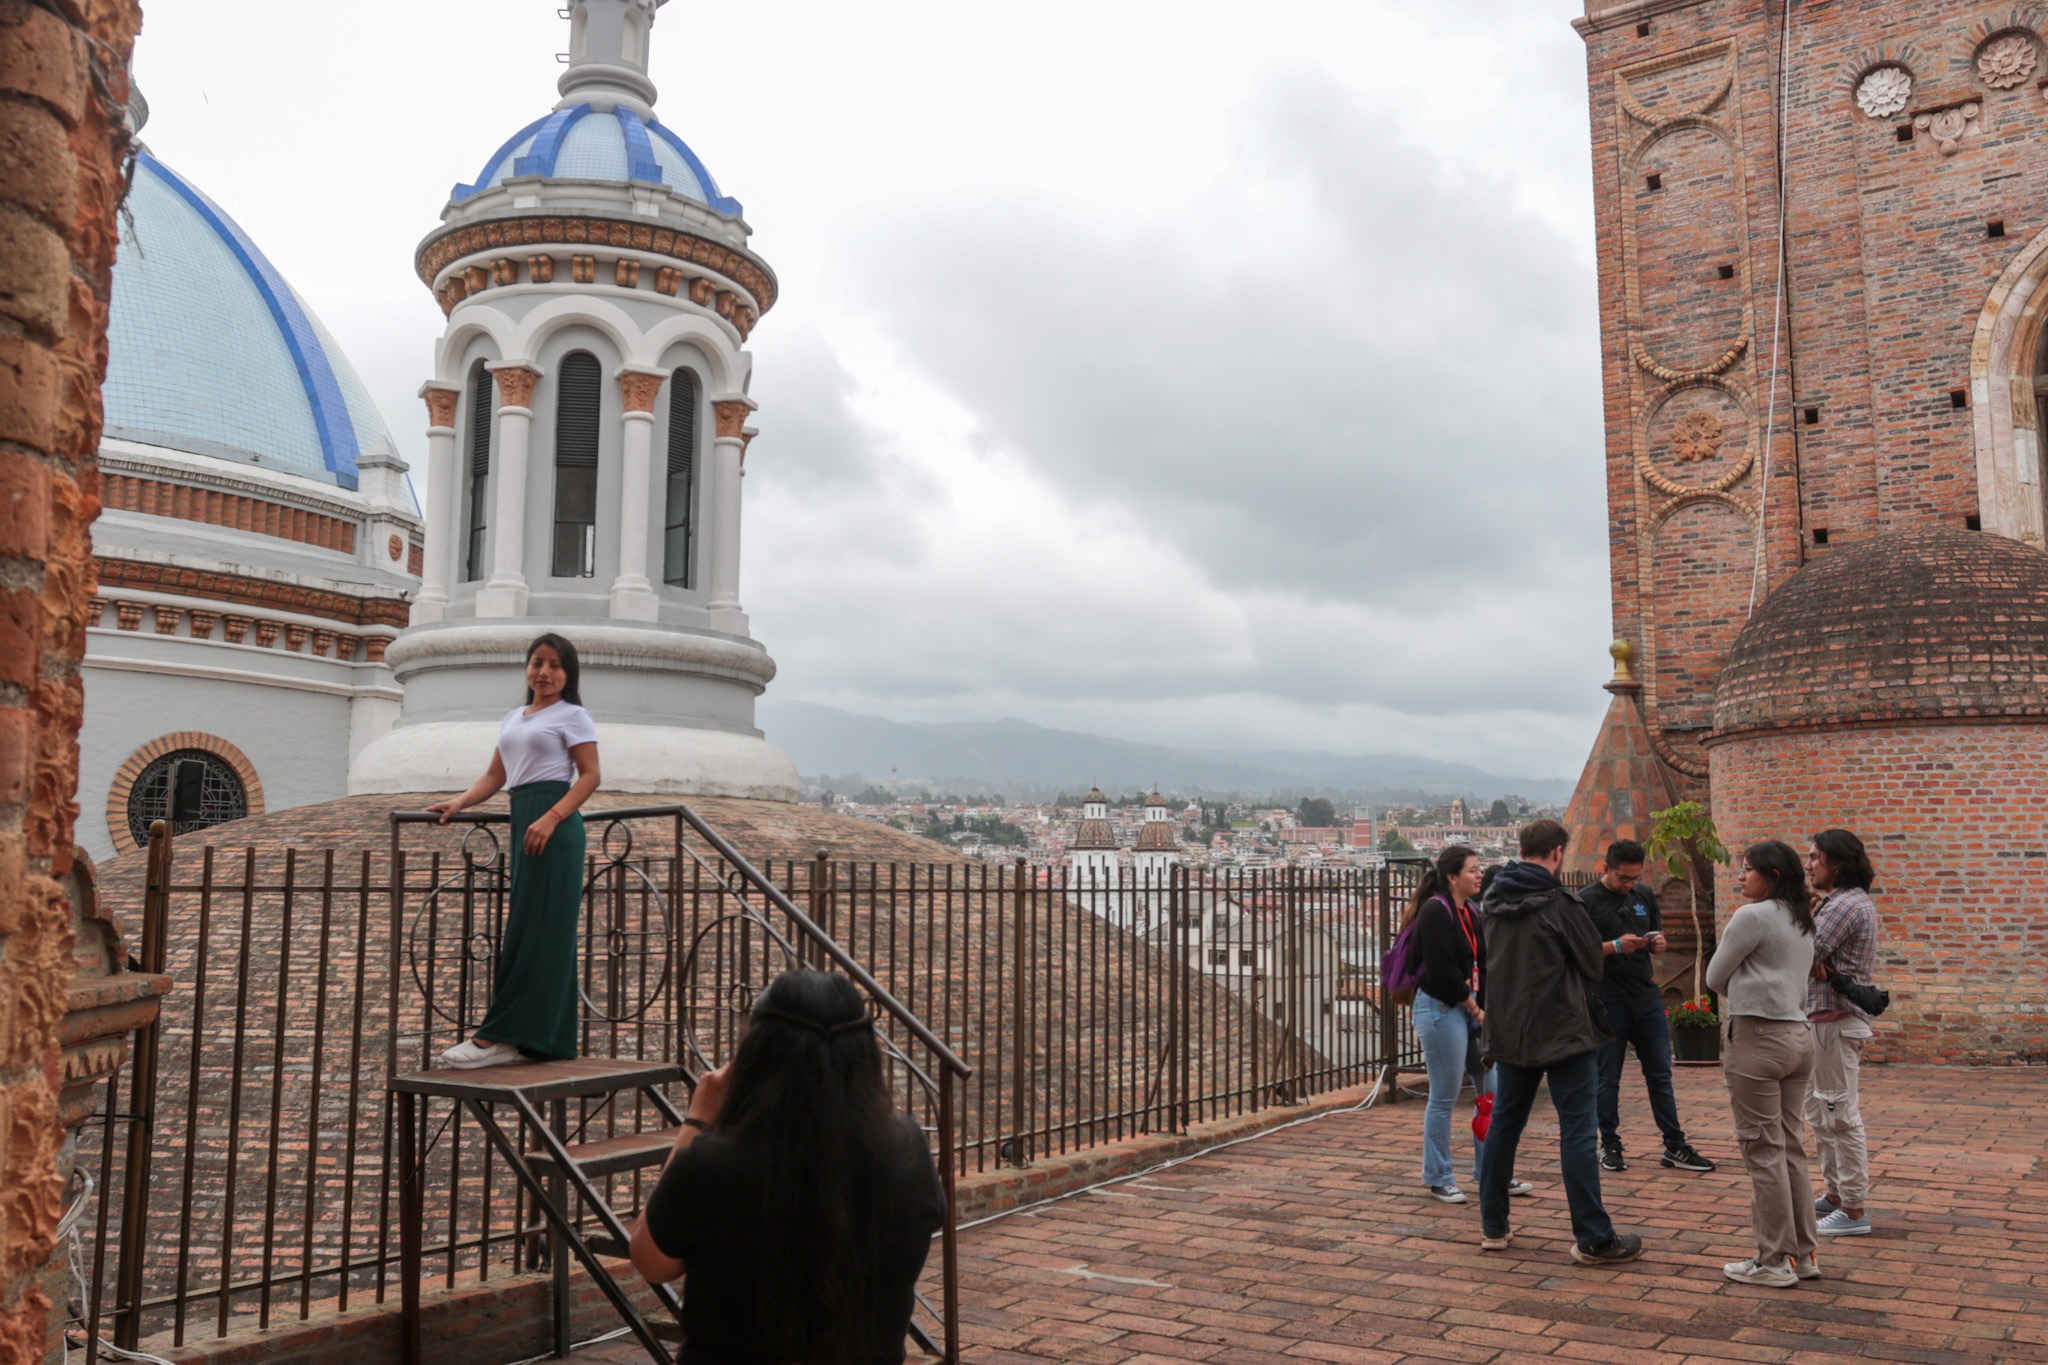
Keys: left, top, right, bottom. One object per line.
{"left": 125, "top": 748, "right": 249, "bottom": 849}
{"left": 552, "top": 351, "right": 602, "bottom": 578}
{"left": 663, "top": 369, "right": 699, "bottom": 587}
{"left": 463, "top": 362, "right": 493, "bottom": 582}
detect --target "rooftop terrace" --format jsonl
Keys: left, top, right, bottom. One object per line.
{"left": 574, "top": 1063, "right": 2043, "bottom": 1364}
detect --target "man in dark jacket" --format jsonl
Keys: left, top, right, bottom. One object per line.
{"left": 1477, "top": 819, "right": 1643, "bottom": 1264}
{"left": 1579, "top": 839, "right": 1716, "bottom": 1175}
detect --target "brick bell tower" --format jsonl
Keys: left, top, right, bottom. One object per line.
{"left": 1564, "top": 0, "right": 2048, "bottom": 1061}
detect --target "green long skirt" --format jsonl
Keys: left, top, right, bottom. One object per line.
{"left": 476, "top": 781, "right": 585, "bottom": 1060}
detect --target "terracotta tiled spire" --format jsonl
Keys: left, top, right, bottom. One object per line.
{"left": 1562, "top": 641, "right": 1678, "bottom": 877}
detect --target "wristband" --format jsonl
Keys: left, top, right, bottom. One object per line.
{"left": 681, "top": 1116, "right": 712, "bottom": 1133}
{"left": 1612, "top": 939, "right": 1621, "bottom": 954}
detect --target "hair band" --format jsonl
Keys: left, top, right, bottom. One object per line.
{"left": 753, "top": 1003, "right": 870, "bottom": 1036}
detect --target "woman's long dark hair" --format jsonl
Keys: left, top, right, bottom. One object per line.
{"left": 1402, "top": 844, "right": 1478, "bottom": 929}
{"left": 1742, "top": 840, "right": 1814, "bottom": 934}
{"left": 1811, "top": 828, "right": 1875, "bottom": 891}
{"left": 715, "top": 970, "right": 898, "bottom": 1362}
{"left": 523, "top": 632, "right": 582, "bottom": 706}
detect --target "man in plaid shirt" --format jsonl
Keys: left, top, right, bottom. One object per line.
{"left": 1805, "top": 829, "right": 1879, "bottom": 1237}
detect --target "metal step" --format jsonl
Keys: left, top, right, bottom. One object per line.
{"left": 528, "top": 1126, "right": 682, "bottom": 1180}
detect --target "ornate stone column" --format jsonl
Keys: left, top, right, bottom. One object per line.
{"left": 476, "top": 363, "right": 540, "bottom": 618}
{"left": 413, "top": 382, "right": 462, "bottom": 624}
{"left": 707, "top": 398, "right": 755, "bottom": 630}
{"left": 610, "top": 368, "right": 667, "bottom": 622}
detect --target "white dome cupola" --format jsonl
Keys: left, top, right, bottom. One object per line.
{"left": 350, "top": 0, "right": 796, "bottom": 801}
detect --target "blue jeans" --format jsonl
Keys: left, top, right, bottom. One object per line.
{"left": 1414, "top": 991, "right": 1490, "bottom": 1189}
{"left": 1480, "top": 1049, "right": 1616, "bottom": 1250}
{"left": 1597, "top": 995, "right": 1686, "bottom": 1151}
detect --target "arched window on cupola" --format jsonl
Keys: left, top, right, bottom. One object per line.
{"left": 552, "top": 351, "right": 602, "bottom": 578}
{"left": 463, "top": 361, "right": 493, "bottom": 582}
{"left": 663, "top": 368, "right": 699, "bottom": 587}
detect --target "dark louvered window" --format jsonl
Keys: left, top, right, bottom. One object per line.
{"left": 663, "top": 369, "right": 698, "bottom": 587}
{"left": 552, "top": 352, "right": 601, "bottom": 578}
{"left": 464, "top": 363, "right": 493, "bottom": 581}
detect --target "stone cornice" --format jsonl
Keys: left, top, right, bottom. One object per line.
{"left": 417, "top": 215, "right": 777, "bottom": 317}
{"left": 1576, "top": 0, "right": 1713, "bottom": 39}
{"left": 96, "top": 557, "right": 412, "bottom": 629}
{"left": 385, "top": 621, "right": 778, "bottom": 689}
{"left": 98, "top": 440, "right": 421, "bottom": 531}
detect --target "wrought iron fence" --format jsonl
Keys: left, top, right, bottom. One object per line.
{"left": 72, "top": 818, "right": 1425, "bottom": 1359}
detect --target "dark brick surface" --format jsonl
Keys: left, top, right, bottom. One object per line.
{"left": 579, "top": 1064, "right": 2041, "bottom": 1364}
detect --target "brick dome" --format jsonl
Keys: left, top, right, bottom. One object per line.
{"left": 1712, "top": 528, "right": 2048, "bottom": 739}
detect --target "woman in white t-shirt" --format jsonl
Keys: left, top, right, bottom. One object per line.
{"left": 427, "top": 634, "right": 602, "bottom": 1068}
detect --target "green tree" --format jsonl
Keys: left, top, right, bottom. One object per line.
{"left": 1296, "top": 797, "right": 1338, "bottom": 828}
{"left": 1380, "top": 828, "right": 1417, "bottom": 855}
{"left": 1487, "top": 798, "right": 1511, "bottom": 825}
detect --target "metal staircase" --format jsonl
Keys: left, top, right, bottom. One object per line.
{"left": 386, "top": 804, "right": 968, "bottom": 1364}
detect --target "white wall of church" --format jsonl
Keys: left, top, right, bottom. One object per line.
{"left": 79, "top": 666, "right": 360, "bottom": 860}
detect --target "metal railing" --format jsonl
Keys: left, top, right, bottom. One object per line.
{"left": 72, "top": 821, "right": 1426, "bottom": 1358}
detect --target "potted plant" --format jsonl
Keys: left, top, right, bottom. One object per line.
{"left": 1667, "top": 994, "right": 1721, "bottom": 1063}
{"left": 1645, "top": 800, "right": 1730, "bottom": 1003}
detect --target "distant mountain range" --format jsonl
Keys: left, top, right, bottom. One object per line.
{"left": 756, "top": 700, "right": 1573, "bottom": 803}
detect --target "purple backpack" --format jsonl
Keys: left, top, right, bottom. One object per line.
{"left": 1381, "top": 903, "right": 1436, "bottom": 997}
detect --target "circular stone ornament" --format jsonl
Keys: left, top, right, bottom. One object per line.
{"left": 1978, "top": 32, "right": 2039, "bottom": 90}
{"left": 1855, "top": 66, "right": 1913, "bottom": 118}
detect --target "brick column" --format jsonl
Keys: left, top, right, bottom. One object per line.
{"left": 0, "top": 1, "right": 146, "bottom": 1359}
{"left": 610, "top": 368, "right": 666, "bottom": 621}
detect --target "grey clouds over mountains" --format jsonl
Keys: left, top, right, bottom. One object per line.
{"left": 760, "top": 700, "right": 1574, "bottom": 803}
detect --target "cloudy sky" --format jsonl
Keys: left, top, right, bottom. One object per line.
{"left": 131, "top": 0, "right": 1611, "bottom": 782}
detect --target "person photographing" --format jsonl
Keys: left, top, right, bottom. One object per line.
{"left": 630, "top": 971, "right": 944, "bottom": 1364}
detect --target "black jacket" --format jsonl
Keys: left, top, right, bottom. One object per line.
{"left": 1577, "top": 880, "right": 1662, "bottom": 1001}
{"left": 1412, "top": 895, "right": 1484, "bottom": 1009}
{"left": 1478, "top": 860, "right": 1611, "bottom": 1068}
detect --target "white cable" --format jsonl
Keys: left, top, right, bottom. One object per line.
{"left": 1751, "top": 0, "right": 1798, "bottom": 612}
{"left": 501, "top": 1324, "right": 633, "bottom": 1364}
{"left": 59, "top": 1167, "right": 178, "bottom": 1365}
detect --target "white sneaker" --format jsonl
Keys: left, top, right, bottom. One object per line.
{"left": 1815, "top": 1208, "right": 1871, "bottom": 1237}
{"left": 1723, "top": 1256, "right": 1798, "bottom": 1288}
{"left": 1506, "top": 1179, "right": 1535, "bottom": 1197}
{"left": 440, "top": 1038, "right": 523, "bottom": 1069}
{"left": 1792, "top": 1251, "right": 1820, "bottom": 1280}
{"left": 1428, "top": 1184, "right": 1468, "bottom": 1204}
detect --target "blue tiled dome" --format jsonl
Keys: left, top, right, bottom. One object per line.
{"left": 104, "top": 153, "right": 395, "bottom": 493}
{"left": 454, "top": 103, "right": 741, "bottom": 216}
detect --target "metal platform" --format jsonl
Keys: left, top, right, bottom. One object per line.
{"left": 393, "top": 1057, "right": 691, "bottom": 1363}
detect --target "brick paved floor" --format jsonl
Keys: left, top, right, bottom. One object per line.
{"left": 571, "top": 1064, "right": 2047, "bottom": 1363}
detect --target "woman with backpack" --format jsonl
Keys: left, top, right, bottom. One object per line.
{"left": 1398, "top": 844, "right": 1532, "bottom": 1204}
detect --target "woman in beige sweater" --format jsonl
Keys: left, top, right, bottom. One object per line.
{"left": 1704, "top": 840, "right": 1818, "bottom": 1288}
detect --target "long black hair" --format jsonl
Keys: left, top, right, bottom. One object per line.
{"left": 715, "top": 970, "right": 898, "bottom": 1362}
{"left": 1402, "top": 844, "right": 1478, "bottom": 929}
{"left": 1811, "top": 828, "right": 1875, "bottom": 891}
{"left": 522, "top": 632, "right": 582, "bottom": 706}
{"left": 1742, "top": 840, "right": 1814, "bottom": 934}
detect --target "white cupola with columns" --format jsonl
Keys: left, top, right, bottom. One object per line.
{"left": 1133, "top": 790, "right": 1178, "bottom": 887}
{"left": 350, "top": 0, "right": 797, "bottom": 798}
{"left": 1068, "top": 788, "right": 1119, "bottom": 887}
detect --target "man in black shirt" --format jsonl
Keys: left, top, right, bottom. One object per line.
{"left": 1577, "top": 840, "right": 1716, "bottom": 1175}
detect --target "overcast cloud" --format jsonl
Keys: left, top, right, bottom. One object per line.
{"left": 130, "top": 0, "right": 1610, "bottom": 781}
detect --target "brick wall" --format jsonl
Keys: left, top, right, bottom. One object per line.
{"left": 0, "top": 0, "right": 142, "bottom": 1358}
{"left": 1576, "top": 0, "right": 2048, "bottom": 788}
{"left": 1708, "top": 722, "right": 2048, "bottom": 1065}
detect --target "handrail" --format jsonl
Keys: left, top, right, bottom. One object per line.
{"left": 388, "top": 804, "right": 971, "bottom": 1079}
